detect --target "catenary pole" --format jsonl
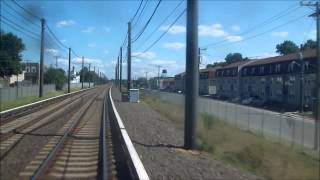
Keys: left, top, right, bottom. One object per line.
{"left": 39, "top": 18, "right": 45, "bottom": 97}
{"left": 89, "top": 63, "right": 91, "bottom": 88}
{"left": 81, "top": 56, "right": 84, "bottom": 89}
{"left": 184, "top": 0, "right": 198, "bottom": 149}
{"left": 120, "top": 47, "right": 123, "bottom": 92}
{"left": 128, "top": 22, "right": 132, "bottom": 91}
{"left": 68, "top": 48, "right": 71, "bottom": 93}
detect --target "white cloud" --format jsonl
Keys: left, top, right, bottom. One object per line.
{"left": 232, "top": 25, "right": 240, "bottom": 31}
{"left": 72, "top": 57, "right": 102, "bottom": 64}
{"left": 56, "top": 20, "right": 76, "bottom": 28}
{"left": 159, "top": 25, "right": 186, "bottom": 34}
{"left": 149, "top": 59, "right": 176, "bottom": 65}
{"left": 132, "top": 51, "right": 156, "bottom": 60}
{"left": 102, "top": 26, "right": 110, "bottom": 32}
{"left": 103, "top": 50, "right": 109, "bottom": 54}
{"left": 249, "top": 52, "right": 278, "bottom": 59}
{"left": 162, "top": 42, "right": 185, "bottom": 50}
{"left": 271, "top": 31, "right": 289, "bottom": 38}
{"left": 45, "top": 48, "right": 59, "bottom": 56}
{"left": 305, "top": 30, "right": 316, "bottom": 40}
{"left": 199, "top": 24, "right": 227, "bottom": 37}
{"left": 61, "top": 39, "right": 67, "bottom": 43}
{"left": 88, "top": 43, "right": 96, "bottom": 48}
{"left": 225, "top": 35, "right": 243, "bottom": 42}
{"left": 82, "top": 27, "right": 96, "bottom": 34}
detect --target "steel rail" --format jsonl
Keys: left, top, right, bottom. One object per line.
{"left": 99, "top": 92, "right": 108, "bottom": 180}
{"left": 30, "top": 92, "right": 99, "bottom": 180}
{"left": 0, "top": 87, "right": 96, "bottom": 121}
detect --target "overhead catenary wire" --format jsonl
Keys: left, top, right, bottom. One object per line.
{"left": 130, "top": 0, "right": 144, "bottom": 22}
{"left": 45, "top": 24, "right": 69, "bottom": 49}
{"left": 2, "top": 2, "right": 40, "bottom": 29}
{"left": 2, "top": 20, "right": 39, "bottom": 40}
{"left": 202, "top": 4, "right": 302, "bottom": 48}
{"left": 205, "top": 12, "right": 310, "bottom": 49}
{"left": 132, "top": 0, "right": 149, "bottom": 29}
{"left": 136, "top": 0, "right": 184, "bottom": 50}
{"left": 11, "top": 0, "right": 42, "bottom": 20}
{"left": 138, "top": 8, "right": 186, "bottom": 54}
{"left": 132, "top": 0, "right": 162, "bottom": 43}
{"left": 1, "top": 15, "right": 39, "bottom": 37}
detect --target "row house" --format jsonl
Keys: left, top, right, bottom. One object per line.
{"left": 215, "top": 49, "right": 317, "bottom": 109}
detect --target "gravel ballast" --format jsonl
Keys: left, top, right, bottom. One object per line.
{"left": 112, "top": 88, "right": 262, "bottom": 180}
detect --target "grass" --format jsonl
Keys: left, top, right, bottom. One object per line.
{"left": 1, "top": 87, "right": 85, "bottom": 112}
{"left": 141, "top": 92, "right": 320, "bottom": 180}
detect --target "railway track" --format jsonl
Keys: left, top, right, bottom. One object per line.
{"left": 1, "top": 85, "right": 149, "bottom": 180}
{"left": 0, "top": 88, "right": 97, "bottom": 158}
{"left": 19, "top": 86, "right": 115, "bottom": 179}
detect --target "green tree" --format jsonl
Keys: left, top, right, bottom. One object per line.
{"left": 0, "top": 31, "right": 25, "bottom": 77}
{"left": 276, "top": 40, "right": 299, "bottom": 55}
{"left": 301, "top": 39, "right": 316, "bottom": 50}
{"left": 44, "top": 68, "right": 67, "bottom": 90}
{"left": 225, "top": 53, "right": 244, "bottom": 64}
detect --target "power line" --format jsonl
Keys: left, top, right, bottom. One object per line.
{"left": 45, "top": 24, "right": 69, "bottom": 49}
{"left": 206, "top": 12, "right": 310, "bottom": 49}
{"left": 202, "top": 3, "right": 301, "bottom": 48}
{"left": 139, "top": 8, "right": 186, "bottom": 54}
{"left": 136, "top": 0, "right": 184, "bottom": 50}
{"left": 130, "top": 0, "right": 144, "bottom": 22}
{"left": 2, "top": 21, "right": 39, "bottom": 40}
{"left": 2, "top": 2, "right": 40, "bottom": 28}
{"left": 132, "top": 0, "right": 149, "bottom": 29}
{"left": 11, "top": 0, "right": 41, "bottom": 20}
{"left": 132, "top": 0, "right": 162, "bottom": 43}
{"left": 1, "top": 15, "right": 39, "bottom": 37}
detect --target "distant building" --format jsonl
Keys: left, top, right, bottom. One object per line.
{"left": 22, "top": 62, "right": 39, "bottom": 84}
{"left": 199, "top": 67, "right": 219, "bottom": 95}
{"left": 215, "top": 49, "right": 317, "bottom": 109}
{"left": 160, "top": 77, "right": 175, "bottom": 91}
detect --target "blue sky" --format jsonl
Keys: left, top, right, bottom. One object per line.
{"left": 1, "top": 0, "right": 316, "bottom": 79}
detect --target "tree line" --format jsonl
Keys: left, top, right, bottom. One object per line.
{"left": 1, "top": 31, "right": 107, "bottom": 90}
{"left": 206, "top": 39, "right": 317, "bottom": 68}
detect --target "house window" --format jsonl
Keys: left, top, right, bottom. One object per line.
{"left": 31, "top": 66, "right": 36, "bottom": 73}
{"left": 26, "top": 67, "right": 30, "bottom": 72}
{"left": 275, "top": 64, "right": 281, "bottom": 73}
{"left": 243, "top": 68, "right": 247, "bottom": 75}
{"left": 304, "top": 61, "right": 310, "bottom": 71}
{"left": 261, "top": 77, "right": 266, "bottom": 84}
{"left": 277, "top": 76, "right": 282, "bottom": 83}
{"left": 251, "top": 67, "right": 256, "bottom": 74}
{"left": 260, "top": 66, "right": 264, "bottom": 74}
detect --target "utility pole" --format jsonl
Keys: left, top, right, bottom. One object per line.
{"left": 89, "top": 63, "right": 91, "bottom": 88}
{"left": 157, "top": 65, "right": 161, "bottom": 90}
{"left": 184, "top": 0, "right": 198, "bottom": 149}
{"left": 120, "top": 47, "right": 123, "bottom": 92}
{"left": 39, "top": 18, "right": 45, "bottom": 98}
{"left": 54, "top": 55, "right": 59, "bottom": 69}
{"left": 301, "top": 1, "right": 320, "bottom": 150}
{"left": 98, "top": 68, "right": 100, "bottom": 85}
{"left": 128, "top": 22, "right": 132, "bottom": 91}
{"left": 146, "top": 71, "right": 148, "bottom": 89}
{"left": 117, "top": 56, "right": 120, "bottom": 88}
{"left": 81, "top": 56, "right": 84, "bottom": 89}
{"left": 68, "top": 48, "right": 71, "bottom": 93}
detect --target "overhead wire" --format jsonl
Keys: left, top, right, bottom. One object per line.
{"left": 132, "top": 0, "right": 162, "bottom": 43}
{"left": 206, "top": 12, "right": 310, "bottom": 49}
{"left": 202, "top": 4, "right": 302, "bottom": 48}
{"left": 132, "top": 0, "right": 149, "bottom": 29}
{"left": 138, "top": 8, "right": 186, "bottom": 54}
{"left": 1, "top": 15, "right": 39, "bottom": 38}
{"left": 136, "top": 0, "right": 184, "bottom": 50}
{"left": 2, "top": 1, "right": 40, "bottom": 28}
{"left": 11, "top": 0, "right": 41, "bottom": 20}
{"left": 1, "top": 20, "right": 39, "bottom": 40}
{"left": 130, "top": 0, "right": 144, "bottom": 22}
